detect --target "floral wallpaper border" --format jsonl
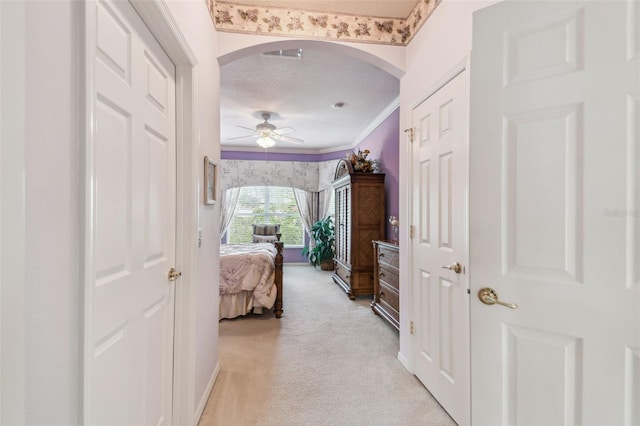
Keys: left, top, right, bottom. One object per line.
{"left": 208, "top": 0, "right": 441, "bottom": 46}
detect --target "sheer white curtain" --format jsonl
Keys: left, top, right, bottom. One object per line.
{"left": 293, "top": 188, "right": 320, "bottom": 246}
{"left": 319, "top": 189, "right": 333, "bottom": 220}
{"left": 219, "top": 187, "right": 241, "bottom": 239}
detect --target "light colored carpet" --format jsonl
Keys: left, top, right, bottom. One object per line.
{"left": 198, "top": 264, "right": 456, "bottom": 426}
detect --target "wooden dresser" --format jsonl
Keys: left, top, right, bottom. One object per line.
{"left": 332, "top": 158, "right": 385, "bottom": 300}
{"left": 371, "top": 240, "right": 399, "bottom": 330}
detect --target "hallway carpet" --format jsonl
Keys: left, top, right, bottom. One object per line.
{"left": 198, "top": 264, "right": 456, "bottom": 426}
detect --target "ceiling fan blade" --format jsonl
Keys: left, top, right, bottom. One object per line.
{"left": 278, "top": 135, "right": 304, "bottom": 144}
{"left": 235, "top": 125, "right": 257, "bottom": 132}
{"left": 230, "top": 116, "right": 302, "bottom": 145}
{"left": 226, "top": 133, "right": 259, "bottom": 141}
{"left": 273, "top": 126, "right": 295, "bottom": 135}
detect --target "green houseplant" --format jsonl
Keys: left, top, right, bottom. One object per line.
{"left": 302, "top": 216, "right": 335, "bottom": 271}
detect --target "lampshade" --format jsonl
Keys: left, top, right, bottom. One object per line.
{"left": 256, "top": 136, "right": 276, "bottom": 149}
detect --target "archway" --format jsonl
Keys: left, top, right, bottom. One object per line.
{"left": 217, "top": 38, "right": 405, "bottom": 79}
{"left": 218, "top": 37, "right": 403, "bottom": 153}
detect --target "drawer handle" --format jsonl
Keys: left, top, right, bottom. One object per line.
{"left": 380, "top": 291, "right": 385, "bottom": 298}
{"left": 379, "top": 272, "right": 385, "bottom": 278}
{"left": 379, "top": 253, "right": 385, "bottom": 258}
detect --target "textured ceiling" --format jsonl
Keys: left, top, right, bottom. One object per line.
{"left": 220, "top": 47, "right": 400, "bottom": 153}
{"left": 218, "top": 0, "right": 421, "bottom": 153}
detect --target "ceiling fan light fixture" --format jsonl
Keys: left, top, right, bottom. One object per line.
{"left": 228, "top": 111, "right": 304, "bottom": 148}
{"left": 256, "top": 136, "right": 276, "bottom": 149}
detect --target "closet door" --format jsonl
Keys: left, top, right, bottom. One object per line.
{"left": 86, "top": 1, "right": 177, "bottom": 424}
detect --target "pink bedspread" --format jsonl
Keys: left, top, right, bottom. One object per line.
{"left": 219, "top": 243, "right": 277, "bottom": 307}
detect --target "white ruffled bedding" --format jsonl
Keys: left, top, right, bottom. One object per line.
{"left": 219, "top": 243, "right": 278, "bottom": 319}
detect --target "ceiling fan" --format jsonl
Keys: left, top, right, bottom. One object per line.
{"left": 227, "top": 112, "right": 304, "bottom": 148}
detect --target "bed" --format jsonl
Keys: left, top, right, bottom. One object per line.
{"left": 219, "top": 241, "right": 284, "bottom": 320}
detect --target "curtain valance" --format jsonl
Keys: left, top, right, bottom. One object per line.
{"left": 220, "top": 158, "right": 339, "bottom": 192}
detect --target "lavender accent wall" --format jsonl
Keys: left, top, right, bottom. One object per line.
{"left": 316, "top": 150, "right": 352, "bottom": 162}
{"left": 284, "top": 246, "right": 309, "bottom": 263}
{"left": 220, "top": 149, "right": 347, "bottom": 162}
{"left": 355, "top": 108, "right": 400, "bottom": 241}
{"left": 222, "top": 108, "right": 400, "bottom": 251}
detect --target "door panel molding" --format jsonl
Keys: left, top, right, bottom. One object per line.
{"left": 502, "top": 325, "right": 581, "bottom": 426}
{"left": 501, "top": 103, "right": 584, "bottom": 283}
{"left": 627, "top": 94, "right": 639, "bottom": 290}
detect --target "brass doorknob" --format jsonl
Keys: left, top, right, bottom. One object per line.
{"left": 478, "top": 287, "right": 518, "bottom": 309}
{"left": 441, "top": 262, "right": 463, "bottom": 274}
{"left": 168, "top": 267, "right": 182, "bottom": 282}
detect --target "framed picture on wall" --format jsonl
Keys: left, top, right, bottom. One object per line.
{"left": 204, "top": 156, "right": 217, "bottom": 205}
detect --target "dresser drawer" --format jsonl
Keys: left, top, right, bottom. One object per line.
{"left": 378, "top": 284, "right": 399, "bottom": 324}
{"left": 371, "top": 240, "right": 400, "bottom": 330}
{"left": 378, "top": 280, "right": 399, "bottom": 312}
{"left": 378, "top": 264, "right": 399, "bottom": 290}
{"left": 377, "top": 245, "right": 399, "bottom": 269}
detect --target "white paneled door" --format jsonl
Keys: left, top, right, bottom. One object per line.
{"left": 470, "top": 1, "right": 639, "bottom": 425}
{"left": 411, "top": 68, "right": 470, "bottom": 425}
{"left": 86, "top": 0, "right": 176, "bottom": 424}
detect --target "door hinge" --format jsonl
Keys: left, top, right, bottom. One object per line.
{"left": 410, "top": 225, "right": 415, "bottom": 239}
{"left": 404, "top": 127, "right": 415, "bottom": 143}
{"left": 410, "top": 321, "right": 415, "bottom": 335}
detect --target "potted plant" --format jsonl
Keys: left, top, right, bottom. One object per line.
{"left": 302, "top": 216, "right": 335, "bottom": 271}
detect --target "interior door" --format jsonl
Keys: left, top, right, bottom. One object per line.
{"left": 87, "top": 0, "right": 177, "bottom": 424}
{"left": 470, "top": 1, "right": 639, "bottom": 424}
{"left": 411, "top": 68, "right": 470, "bottom": 425}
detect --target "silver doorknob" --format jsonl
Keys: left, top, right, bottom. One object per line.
{"left": 478, "top": 287, "right": 518, "bottom": 309}
{"left": 441, "top": 262, "right": 463, "bottom": 274}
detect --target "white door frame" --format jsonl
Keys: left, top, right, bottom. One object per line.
{"left": 81, "top": 1, "right": 199, "bottom": 424}
{"left": 402, "top": 54, "right": 469, "bottom": 383}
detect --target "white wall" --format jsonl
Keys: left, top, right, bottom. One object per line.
{"left": 5, "top": 1, "right": 84, "bottom": 423}
{"left": 163, "top": 0, "right": 222, "bottom": 415}
{"left": 397, "top": 0, "right": 500, "bottom": 367}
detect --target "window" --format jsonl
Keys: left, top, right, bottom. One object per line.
{"left": 227, "top": 186, "right": 305, "bottom": 246}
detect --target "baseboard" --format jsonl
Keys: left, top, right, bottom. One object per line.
{"left": 397, "top": 351, "right": 412, "bottom": 373}
{"left": 194, "top": 361, "right": 220, "bottom": 422}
